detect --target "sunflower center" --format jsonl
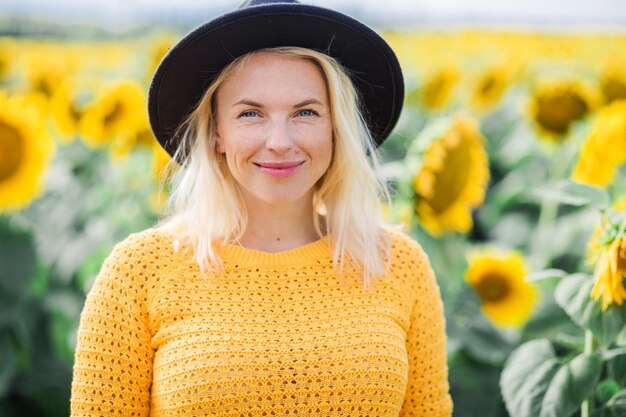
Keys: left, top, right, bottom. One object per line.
{"left": 602, "top": 77, "right": 626, "bottom": 103}
{"left": 423, "top": 70, "right": 456, "bottom": 108}
{"left": 428, "top": 134, "right": 472, "bottom": 213}
{"left": 475, "top": 273, "right": 510, "bottom": 302}
{"left": 480, "top": 75, "right": 497, "bottom": 96}
{"left": 535, "top": 91, "right": 588, "bottom": 135}
{"left": 104, "top": 101, "right": 125, "bottom": 126}
{"left": 69, "top": 102, "right": 83, "bottom": 123}
{"left": 0, "top": 120, "right": 23, "bottom": 181}
{"left": 34, "top": 76, "right": 54, "bottom": 98}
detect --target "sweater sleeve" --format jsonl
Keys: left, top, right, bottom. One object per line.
{"left": 70, "top": 237, "right": 154, "bottom": 416}
{"left": 399, "top": 246, "right": 453, "bottom": 417}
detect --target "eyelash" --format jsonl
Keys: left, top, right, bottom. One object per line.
{"left": 237, "top": 109, "right": 319, "bottom": 118}
{"left": 297, "top": 109, "right": 318, "bottom": 117}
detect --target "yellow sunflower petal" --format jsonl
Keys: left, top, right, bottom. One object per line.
{"left": 587, "top": 198, "right": 626, "bottom": 311}
{"left": 529, "top": 80, "right": 596, "bottom": 141}
{"left": 466, "top": 249, "right": 538, "bottom": 327}
{"left": 79, "top": 81, "right": 146, "bottom": 148}
{"left": 0, "top": 92, "right": 55, "bottom": 213}
{"left": 571, "top": 100, "right": 626, "bottom": 187}
{"left": 412, "top": 114, "right": 490, "bottom": 236}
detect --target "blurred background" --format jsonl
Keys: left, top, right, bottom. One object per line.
{"left": 1, "top": 1, "right": 626, "bottom": 416}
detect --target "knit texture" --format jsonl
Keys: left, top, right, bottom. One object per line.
{"left": 70, "top": 226, "right": 452, "bottom": 416}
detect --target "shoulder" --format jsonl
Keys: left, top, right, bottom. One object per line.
{"left": 108, "top": 226, "right": 176, "bottom": 262}
{"left": 102, "top": 224, "right": 191, "bottom": 278}
{"left": 383, "top": 227, "right": 431, "bottom": 266}
{"left": 89, "top": 225, "right": 190, "bottom": 305}
{"left": 381, "top": 228, "right": 437, "bottom": 294}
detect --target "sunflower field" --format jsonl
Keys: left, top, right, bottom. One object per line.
{"left": 1, "top": 23, "right": 626, "bottom": 417}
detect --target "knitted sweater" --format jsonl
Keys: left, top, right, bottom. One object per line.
{"left": 70, "top": 226, "right": 452, "bottom": 417}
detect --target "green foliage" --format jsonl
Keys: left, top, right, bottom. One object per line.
{"left": 555, "top": 274, "right": 626, "bottom": 346}
{"left": 533, "top": 180, "right": 611, "bottom": 211}
{"left": 501, "top": 339, "right": 602, "bottom": 417}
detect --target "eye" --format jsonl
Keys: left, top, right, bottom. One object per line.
{"left": 238, "top": 110, "right": 260, "bottom": 118}
{"left": 297, "top": 109, "right": 318, "bottom": 117}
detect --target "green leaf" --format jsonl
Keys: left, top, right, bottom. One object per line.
{"left": 459, "top": 315, "right": 516, "bottom": 366}
{"left": 607, "top": 390, "right": 626, "bottom": 417}
{"left": 522, "top": 297, "right": 582, "bottom": 344}
{"left": 616, "top": 325, "right": 626, "bottom": 347}
{"left": 555, "top": 273, "right": 626, "bottom": 346}
{"left": 532, "top": 180, "right": 611, "bottom": 210}
{"left": 607, "top": 352, "right": 626, "bottom": 386}
{"left": 501, "top": 339, "right": 603, "bottom": 417}
{"left": 500, "top": 340, "right": 561, "bottom": 417}
{"left": 600, "top": 347, "right": 626, "bottom": 361}
{"left": 539, "top": 353, "right": 602, "bottom": 417}
{"left": 526, "top": 269, "right": 567, "bottom": 282}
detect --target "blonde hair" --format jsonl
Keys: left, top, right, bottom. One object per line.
{"left": 158, "top": 46, "right": 393, "bottom": 289}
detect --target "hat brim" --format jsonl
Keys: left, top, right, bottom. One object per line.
{"left": 148, "top": 3, "right": 404, "bottom": 158}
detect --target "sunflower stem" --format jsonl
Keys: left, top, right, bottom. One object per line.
{"left": 531, "top": 138, "right": 578, "bottom": 269}
{"left": 581, "top": 330, "right": 597, "bottom": 417}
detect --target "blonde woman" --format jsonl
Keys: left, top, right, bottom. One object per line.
{"left": 70, "top": 1, "right": 453, "bottom": 416}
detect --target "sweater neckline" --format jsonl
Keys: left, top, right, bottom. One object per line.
{"left": 219, "top": 236, "right": 331, "bottom": 266}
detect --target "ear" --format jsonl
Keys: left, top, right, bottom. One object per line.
{"left": 214, "top": 131, "right": 225, "bottom": 153}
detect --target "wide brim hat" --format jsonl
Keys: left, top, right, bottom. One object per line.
{"left": 148, "top": 0, "right": 404, "bottom": 160}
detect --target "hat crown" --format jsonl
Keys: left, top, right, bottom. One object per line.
{"left": 239, "top": 0, "right": 299, "bottom": 8}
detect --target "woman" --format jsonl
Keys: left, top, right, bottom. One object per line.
{"left": 70, "top": 1, "right": 453, "bottom": 416}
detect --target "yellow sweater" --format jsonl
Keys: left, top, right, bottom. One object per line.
{"left": 70, "top": 226, "right": 452, "bottom": 416}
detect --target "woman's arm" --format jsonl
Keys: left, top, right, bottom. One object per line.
{"left": 70, "top": 240, "right": 154, "bottom": 416}
{"left": 400, "top": 248, "right": 453, "bottom": 417}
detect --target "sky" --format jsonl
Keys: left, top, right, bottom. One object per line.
{"left": 2, "top": 0, "right": 626, "bottom": 31}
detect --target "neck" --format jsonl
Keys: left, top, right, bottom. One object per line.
{"left": 239, "top": 194, "right": 324, "bottom": 253}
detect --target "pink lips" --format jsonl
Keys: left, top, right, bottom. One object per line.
{"left": 254, "top": 161, "right": 305, "bottom": 178}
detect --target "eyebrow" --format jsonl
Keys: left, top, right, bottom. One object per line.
{"left": 232, "top": 98, "right": 324, "bottom": 108}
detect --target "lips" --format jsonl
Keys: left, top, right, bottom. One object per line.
{"left": 254, "top": 161, "right": 305, "bottom": 178}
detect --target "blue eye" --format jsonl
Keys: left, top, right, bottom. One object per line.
{"left": 239, "top": 110, "right": 259, "bottom": 118}
{"left": 298, "top": 109, "right": 318, "bottom": 117}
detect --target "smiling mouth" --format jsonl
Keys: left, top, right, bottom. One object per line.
{"left": 254, "top": 161, "right": 305, "bottom": 178}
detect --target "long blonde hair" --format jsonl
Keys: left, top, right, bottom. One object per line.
{"left": 157, "top": 46, "right": 393, "bottom": 288}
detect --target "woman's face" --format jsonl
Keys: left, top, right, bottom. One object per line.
{"left": 215, "top": 52, "right": 333, "bottom": 209}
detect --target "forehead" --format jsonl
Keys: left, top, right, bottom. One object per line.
{"left": 217, "top": 52, "right": 328, "bottom": 103}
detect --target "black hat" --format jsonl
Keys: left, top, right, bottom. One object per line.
{"left": 148, "top": 0, "right": 404, "bottom": 159}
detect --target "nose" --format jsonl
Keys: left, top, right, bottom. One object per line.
{"left": 265, "top": 120, "right": 294, "bottom": 153}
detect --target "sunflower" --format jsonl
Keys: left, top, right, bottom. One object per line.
{"left": 79, "top": 81, "right": 145, "bottom": 148}
{"left": 410, "top": 114, "right": 489, "bottom": 236}
{"left": 465, "top": 249, "right": 538, "bottom": 327}
{"left": 109, "top": 117, "right": 157, "bottom": 160}
{"left": 22, "top": 48, "right": 74, "bottom": 101}
{"left": 571, "top": 100, "right": 626, "bottom": 187}
{"left": 0, "top": 42, "right": 13, "bottom": 81}
{"left": 470, "top": 64, "right": 512, "bottom": 112}
{"left": 601, "top": 65, "right": 626, "bottom": 104}
{"left": 529, "top": 80, "right": 595, "bottom": 141}
{"left": 0, "top": 92, "right": 55, "bottom": 213}
{"left": 146, "top": 36, "right": 176, "bottom": 80}
{"left": 587, "top": 197, "right": 626, "bottom": 311}
{"left": 50, "top": 80, "right": 86, "bottom": 143}
{"left": 420, "top": 66, "right": 460, "bottom": 110}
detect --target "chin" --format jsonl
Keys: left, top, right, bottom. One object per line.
{"left": 247, "top": 185, "right": 314, "bottom": 207}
